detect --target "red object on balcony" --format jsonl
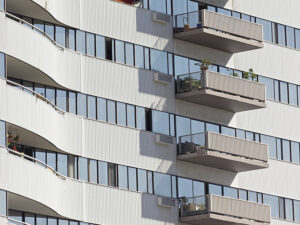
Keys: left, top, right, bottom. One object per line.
{"left": 115, "top": 0, "right": 139, "bottom": 5}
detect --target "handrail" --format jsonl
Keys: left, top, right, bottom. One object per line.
{"left": 1, "top": 145, "right": 66, "bottom": 180}
{"left": 5, "top": 12, "right": 64, "bottom": 51}
{"left": 0, "top": 214, "right": 31, "bottom": 225}
{"left": 6, "top": 79, "right": 65, "bottom": 115}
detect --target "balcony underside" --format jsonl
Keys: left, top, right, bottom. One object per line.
{"left": 174, "top": 28, "right": 263, "bottom": 53}
{"left": 177, "top": 149, "right": 268, "bottom": 172}
{"left": 180, "top": 213, "right": 267, "bottom": 225}
{"left": 176, "top": 89, "right": 266, "bottom": 112}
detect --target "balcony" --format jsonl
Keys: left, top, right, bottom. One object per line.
{"left": 174, "top": 10, "right": 263, "bottom": 53}
{"left": 176, "top": 70, "right": 266, "bottom": 112}
{"left": 179, "top": 195, "right": 271, "bottom": 225}
{"left": 178, "top": 132, "right": 268, "bottom": 172}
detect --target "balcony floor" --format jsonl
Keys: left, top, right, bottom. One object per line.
{"left": 174, "top": 28, "right": 263, "bottom": 53}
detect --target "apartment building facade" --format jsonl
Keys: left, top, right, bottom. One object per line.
{"left": 0, "top": 0, "right": 299, "bottom": 225}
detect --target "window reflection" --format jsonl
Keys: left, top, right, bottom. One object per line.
{"left": 263, "top": 194, "right": 279, "bottom": 218}
{"left": 0, "top": 52, "right": 5, "bottom": 78}
{"left": 68, "top": 29, "right": 76, "bottom": 51}
{"left": 115, "top": 40, "right": 125, "bottom": 64}
{"left": 97, "top": 97, "right": 107, "bottom": 122}
{"left": 86, "top": 33, "right": 95, "bottom": 57}
{"left": 56, "top": 90, "right": 67, "bottom": 111}
{"left": 152, "top": 110, "right": 170, "bottom": 135}
{"left": 118, "top": 165, "right": 128, "bottom": 189}
{"left": 224, "top": 187, "right": 238, "bottom": 199}
{"left": 128, "top": 167, "right": 137, "bottom": 191}
{"left": 0, "top": 120, "right": 5, "bottom": 147}
{"left": 277, "top": 24, "right": 286, "bottom": 46}
{"left": 117, "top": 102, "right": 126, "bottom": 126}
{"left": 45, "top": 23, "right": 54, "bottom": 40}
{"left": 77, "top": 93, "right": 87, "bottom": 117}
{"left": 107, "top": 100, "right": 116, "bottom": 124}
{"left": 256, "top": 18, "right": 272, "bottom": 42}
{"left": 208, "top": 184, "right": 222, "bottom": 196}
{"left": 87, "top": 96, "right": 96, "bottom": 119}
{"left": 291, "top": 142, "right": 300, "bottom": 164}
{"left": 136, "top": 106, "right": 146, "bottom": 130}
{"left": 138, "top": 169, "right": 147, "bottom": 193}
{"left": 154, "top": 172, "right": 171, "bottom": 197}
{"left": 76, "top": 30, "right": 86, "bottom": 54}
{"left": 55, "top": 26, "right": 66, "bottom": 47}
{"left": 0, "top": 189, "right": 6, "bottom": 216}
{"left": 125, "top": 43, "right": 134, "bottom": 66}
{"left": 96, "top": 35, "right": 105, "bottom": 59}
{"left": 261, "top": 135, "right": 276, "bottom": 159}
{"left": 98, "top": 161, "right": 108, "bottom": 185}
{"left": 286, "top": 26, "right": 295, "bottom": 48}
{"left": 134, "top": 45, "right": 144, "bottom": 68}
{"left": 150, "top": 49, "right": 168, "bottom": 74}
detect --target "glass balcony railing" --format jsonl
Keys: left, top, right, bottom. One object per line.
{"left": 179, "top": 195, "right": 207, "bottom": 217}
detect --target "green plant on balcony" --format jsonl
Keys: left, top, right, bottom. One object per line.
{"left": 249, "top": 68, "right": 258, "bottom": 81}
{"left": 233, "top": 72, "right": 239, "bottom": 77}
{"left": 199, "top": 59, "right": 212, "bottom": 71}
{"left": 242, "top": 71, "right": 249, "bottom": 80}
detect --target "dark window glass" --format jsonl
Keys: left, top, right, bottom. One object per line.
{"left": 256, "top": 18, "right": 272, "bottom": 42}
{"left": 128, "top": 167, "right": 137, "bottom": 191}
{"left": 78, "top": 157, "right": 88, "bottom": 182}
{"left": 9, "top": 210, "right": 22, "bottom": 223}
{"left": 144, "top": 47, "right": 150, "bottom": 70}
{"left": 46, "top": 87, "right": 55, "bottom": 104}
{"left": 89, "top": 159, "right": 97, "bottom": 183}
{"left": 98, "top": 161, "right": 108, "bottom": 185}
{"left": 258, "top": 76, "right": 274, "bottom": 100}
{"left": 97, "top": 97, "right": 107, "bottom": 122}
{"left": 294, "top": 200, "right": 300, "bottom": 222}
{"left": 0, "top": 189, "right": 6, "bottom": 216}
{"left": 77, "top": 93, "right": 87, "bottom": 117}
{"left": 55, "top": 26, "right": 66, "bottom": 47}
{"left": 154, "top": 172, "right": 171, "bottom": 197}
{"left": 149, "top": 0, "right": 166, "bottom": 14}
{"left": 48, "top": 218, "right": 57, "bottom": 225}
{"left": 0, "top": 53, "right": 5, "bottom": 78}
{"left": 118, "top": 165, "right": 128, "bottom": 189}
{"left": 285, "top": 199, "right": 293, "bottom": 221}
{"left": 152, "top": 110, "right": 170, "bottom": 135}
{"left": 107, "top": 100, "right": 116, "bottom": 124}
{"left": 277, "top": 24, "right": 286, "bottom": 46}
{"left": 224, "top": 187, "right": 238, "bottom": 199}
{"left": 248, "top": 191, "right": 257, "bottom": 202}
{"left": 96, "top": 35, "right": 105, "bottom": 59}
{"left": 127, "top": 105, "right": 135, "bottom": 128}
{"left": 115, "top": 40, "right": 125, "bottom": 64}
{"left": 239, "top": 190, "right": 247, "bottom": 200}
{"left": 291, "top": 142, "right": 300, "bottom": 164}
{"left": 296, "top": 29, "right": 300, "bottom": 50}
{"left": 289, "top": 84, "right": 297, "bottom": 105}
{"left": 76, "top": 30, "right": 86, "bottom": 54}
{"left": 282, "top": 140, "right": 291, "bottom": 162}
{"left": 117, "top": 102, "right": 126, "bottom": 126}
{"left": 56, "top": 90, "right": 67, "bottom": 111}
{"left": 125, "top": 43, "right": 134, "bottom": 66}
{"left": 206, "top": 123, "right": 219, "bottom": 133}
{"left": 57, "top": 153, "right": 68, "bottom": 176}
{"left": 134, "top": 45, "right": 144, "bottom": 68}
{"left": 25, "top": 213, "right": 35, "bottom": 225}
{"left": 150, "top": 49, "right": 168, "bottom": 74}
{"left": 45, "top": 23, "right": 54, "bottom": 40}
{"left": 286, "top": 26, "right": 295, "bottom": 48}
{"left": 258, "top": 193, "right": 263, "bottom": 203}
{"left": 138, "top": 169, "right": 147, "bottom": 193}
{"left": 47, "top": 152, "right": 56, "bottom": 170}
{"left": 0, "top": 120, "right": 5, "bottom": 147}
{"left": 68, "top": 91, "right": 76, "bottom": 114}
{"left": 36, "top": 216, "right": 47, "bottom": 225}
{"left": 274, "top": 80, "right": 280, "bottom": 101}
{"left": 279, "top": 198, "right": 285, "bottom": 219}
{"left": 147, "top": 171, "right": 153, "bottom": 194}
{"left": 86, "top": 33, "right": 95, "bottom": 56}
{"left": 277, "top": 138, "right": 282, "bottom": 160}
{"left": 280, "top": 81, "right": 288, "bottom": 103}
{"left": 263, "top": 194, "right": 279, "bottom": 218}
{"left": 208, "top": 184, "right": 222, "bottom": 196}
{"left": 178, "top": 177, "right": 193, "bottom": 198}
{"left": 68, "top": 29, "right": 76, "bottom": 51}
{"left": 108, "top": 163, "right": 117, "bottom": 187}
{"left": 105, "top": 38, "right": 114, "bottom": 61}
{"left": 34, "top": 84, "right": 45, "bottom": 97}
{"left": 136, "top": 106, "right": 146, "bottom": 130}
{"left": 221, "top": 126, "right": 235, "bottom": 137}
{"left": 87, "top": 96, "right": 96, "bottom": 119}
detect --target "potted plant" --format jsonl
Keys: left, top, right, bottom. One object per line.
{"left": 242, "top": 71, "right": 249, "bottom": 80}
{"left": 249, "top": 68, "right": 258, "bottom": 81}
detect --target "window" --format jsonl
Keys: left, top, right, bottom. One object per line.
{"left": 76, "top": 30, "right": 86, "bottom": 54}
{"left": 57, "top": 153, "right": 68, "bottom": 176}
{"left": 154, "top": 172, "right": 171, "bottom": 197}
{"left": 277, "top": 138, "right": 282, "bottom": 160}
{"left": 172, "top": 176, "right": 177, "bottom": 198}
{"left": 224, "top": 187, "right": 238, "bottom": 199}
{"left": 128, "top": 167, "right": 137, "bottom": 191}
{"left": 59, "top": 219, "right": 69, "bottom": 225}
{"left": 149, "top": 0, "right": 166, "bottom": 14}
{"left": 221, "top": 126, "right": 235, "bottom": 137}
{"left": 68, "top": 92, "right": 76, "bottom": 114}
{"left": 262, "top": 135, "right": 277, "bottom": 159}
{"left": 168, "top": 53, "right": 173, "bottom": 75}
{"left": 280, "top": 82, "right": 288, "bottom": 103}
{"left": 34, "top": 84, "right": 45, "bottom": 96}
{"left": 150, "top": 49, "right": 168, "bottom": 74}
{"left": 258, "top": 76, "right": 274, "bottom": 100}
{"left": 105, "top": 38, "right": 114, "bottom": 61}
{"left": 96, "top": 35, "right": 105, "bottom": 59}
{"left": 217, "top": 7, "right": 231, "bottom": 16}
{"left": 206, "top": 123, "right": 219, "bottom": 133}
{"left": 134, "top": 45, "right": 144, "bottom": 68}
{"left": 98, "top": 161, "right": 108, "bottom": 185}
{"left": 289, "top": 84, "right": 297, "bottom": 105}
{"left": 219, "top": 66, "right": 233, "bottom": 76}
{"left": 0, "top": 120, "right": 5, "bottom": 147}
{"left": 25, "top": 213, "right": 35, "bottom": 225}
{"left": 277, "top": 24, "right": 286, "bottom": 46}
{"left": 248, "top": 191, "right": 257, "bottom": 202}
{"left": 34, "top": 19, "right": 44, "bottom": 32}
{"left": 125, "top": 43, "right": 134, "bottom": 66}
{"left": 279, "top": 197, "right": 285, "bottom": 219}
{"left": 36, "top": 216, "right": 47, "bottom": 225}
{"left": 45, "top": 23, "right": 54, "bottom": 40}
{"left": 118, "top": 165, "right": 128, "bottom": 189}
{"left": 0, "top": 0, "right": 4, "bottom": 10}
{"left": 193, "top": 181, "right": 205, "bottom": 197}
{"left": 127, "top": 105, "right": 135, "bottom": 128}
{"left": 174, "top": 55, "right": 189, "bottom": 77}
{"left": 178, "top": 177, "right": 193, "bottom": 198}
{"left": 208, "top": 184, "right": 222, "bottom": 196}
{"left": 48, "top": 217, "right": 58, "bottom": 225}
{"left": 152, "top": 110, "right": 170, "bottom": 135}
{"left": 89, "top": 159, "right": 97, "bottom": 183}
{"left": 9, "top": 210, "right": 22, "bottom": 223}
{"left": 115, "top": 40, "right": 125, "bottom": 64}
{"left": 0, "top": 189, "right": 6, "bottom": 216}
{"left": 233, "top": 11, "right": 241, "bottom": 19}
{"left": 241, "top": 14, "right": 250, "bottom": 22}
{"left": 147, "top": 171, "right": 153, "bottom": 194}
{"left": 136, "top": 106, "right": 146, "bottom": 130}
{"left": 256, "top": 18, "right": 273, "bottom": 42}
{"left": 274, "top": 80, "right": 280, "bottom": 101}
{"left": 296, "top": 29, "right": 300, "bottom": 50}
{"left": 97, "top": 97, "right": 107, "bottom": 122}
{"left": 263, "top": 194, "right": 279, "bottom": 218}
{"left": 108, "top": 163, "right": 117, "bottom": 187}
{"left": 144, "top": 47, "right": 150, "bottom": 70}
{"left": 246, "top": 131, "right": 255, "bottom": 141}
{"left": 46, "top": 87, "right": 55, "bottom": 104}
{"left": 138, "top": 169, "right": 147, "bottom": 193}
{"left": 282, "top": 140, "right": 290, "bottom": 162}
{"left": 0, "top": 52, "right": 5, "bottom": 78}
{"left": 86, "top": 33, "right": 95, "bottom": 56}
{"left": 78, "top": 157, "right": 88, "bottom": 182}
{"left": 35, "top": 149, "right": 46, "bottom": 165}
{"left": 239, "top": 190, "right": 247, "bottom": 200}
{"left": 285, "top": 199, "right": 293, "bottom": 221}
{"left": 291, "top": 142, "right": 300, "bottom": 164}
{"left": 298, "top": 86, "right": 300, "bottom": 106}
{"left": 87, "top": 96, "right": 96, "bottom": 119}
{"left": 294, "top": 200, "right": 300, "bottom": 222}
{"left": 107, "top": 100, "right": 116, "bottom": 123}
{"left": 117, "top": 102, "right": 126, "bottom": 126}
{"left": 47, "top": 152, "right": 57, "bottom": 170}
{"left": 56, "top": 90, "right": 67, "bottom": 111}
{"left": 286, "top": 26, "right": 295, "bottom": 48}
{"left": 55, "top": 26, "right": 66, "bottom": 47}
{"left": 170, "top": 114, "right": 175, "bottom": 136}
{"left": 77, "top": 93, "right": 87, "bottom": 117}
{"left": 68, "top": 29, "right": 76, "bottom": 51}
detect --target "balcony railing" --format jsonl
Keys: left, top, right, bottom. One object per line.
{"left": 174, "top": 10, "right": 263, "bottom": 53}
